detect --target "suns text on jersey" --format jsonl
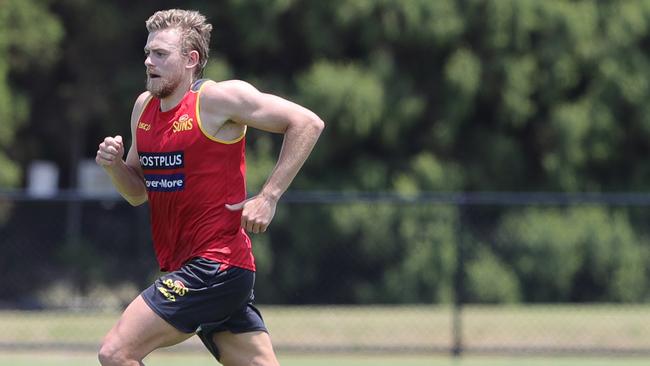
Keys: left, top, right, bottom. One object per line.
{"left": 172, "top": 114, "right": 193, "bottom": 133}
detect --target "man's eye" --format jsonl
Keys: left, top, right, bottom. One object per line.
{"left": 155, "top": 51, "right": 164, "bottom": 57}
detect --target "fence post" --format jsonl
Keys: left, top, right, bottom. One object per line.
{"left": 451, "top": 203, "right": 466, "bottom": 357}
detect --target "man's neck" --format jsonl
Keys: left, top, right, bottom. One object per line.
{"left": 160, "top": 78, "right": 193, "bottom": 112}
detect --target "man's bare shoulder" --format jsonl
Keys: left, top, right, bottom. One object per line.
{"left": 130, "top": 91, "right": 153, "bottom": 125}
{"left": 134, "top": 91, "right": 153, "bottom": 107}
{"left": 200, "top": 79, "right": 260, "bottom": 106}
{"left": 198, "top": 81, "right": 252, "bottom": 137}
{"left": 203, "top": 79, "right": 257, "bottom": 92}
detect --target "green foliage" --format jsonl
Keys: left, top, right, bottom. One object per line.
{"left": 0, "top": 0, "right": 63, "bottom": 187}
{"left": 6, "top": 0, "right": 650, "bottom": 304}
{"left": 386, "top": 205, "right": 458, "bottom": 303}
{"left": 203, "top": 57, "right": 234, "bottom": 81}
{"left": 393, "top": 152, "right": 463, "bottom": 192}
{"left": 465, "top": 246, "right": 521, "bottom": 303}
{"left": 2, "top": 0, "right": 63, "bottom": 71}
{"left": 9, "top": 0, "right": 650, "bottom": 192}
{"left": 262, "top": 203, "right": 458, "bottom": 304}
{"left": 296, "top": 61, "right": 384, "bottom": 139}
{"left": 496, "top": 208, "right": 583, "bottom": 301}
{"left": 495, "top": 207, "right": 648, "bottom": 302}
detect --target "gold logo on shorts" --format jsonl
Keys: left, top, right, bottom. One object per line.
{"left": 156, "top": 286, "right": 176, "bottom": 302}
{"left": 162, "top": 279, "right": 189, "bottom": 297}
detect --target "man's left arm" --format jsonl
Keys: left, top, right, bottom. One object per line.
{"left": 207, "top": 80, "right": 325, "bottom": 233}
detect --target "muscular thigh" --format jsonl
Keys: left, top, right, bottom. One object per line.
{"left": 213, "top": 331, "right": 279, "bottom": 366}
{"left": 101, "top": 295, "right": 193, "bottom": 360}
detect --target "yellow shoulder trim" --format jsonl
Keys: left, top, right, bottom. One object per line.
{"left": 196, "top": 81, "right": 247, "bottom": 144}
{"left": 135, "top": 94, "right": 154, "bottom": 124}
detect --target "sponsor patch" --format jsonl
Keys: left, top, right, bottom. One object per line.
{"left": 139, "top": 151, "right": 184, "bottom": 169}
{"left": 145, "top": 173, "right": 185, "bottom": 192}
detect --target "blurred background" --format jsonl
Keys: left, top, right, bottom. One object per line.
{"left": 2, "top": 0, "right": 650, "bottom": 364}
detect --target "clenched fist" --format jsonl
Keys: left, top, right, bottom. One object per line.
{"left": 225, "top": 194, "right": 278, "bottom": 234}
{"left": 96, "top": 135, "right": 125, "bottom": 167}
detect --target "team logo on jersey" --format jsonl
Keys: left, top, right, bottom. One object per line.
{"left": 172, "top": 114, "right": 193, "bottom": 133}
{"left": 144, "top": 173, "right": 185, "bottom": 192}
{"left": 138, "top": 122, "right": 151, "bottom": 131}
{"left": 139, "top": 151, "right": 184, "bottom": 169}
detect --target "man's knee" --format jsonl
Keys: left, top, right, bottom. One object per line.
{"left": 98, "top": 342, "right": 121, "bottom": 366}
{"left": 98, "top": 338, "right": 140, "bottom": 366}
{"left": 215, "top": 333, "right": 279, "bottom": 366}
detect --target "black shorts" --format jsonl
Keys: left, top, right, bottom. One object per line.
{"left": 141, "top": 257, "right": 267, "bottom": 335}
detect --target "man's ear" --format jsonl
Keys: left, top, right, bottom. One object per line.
{"left": 186, "top": 50, "right": 200, "bottom": 70}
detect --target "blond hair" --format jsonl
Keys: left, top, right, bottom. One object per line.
{"left": 146, "top": 9, "right": 212, "bottom": 79}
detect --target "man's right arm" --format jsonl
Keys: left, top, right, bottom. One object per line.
{"left": 95, "top": 92, "right": 150, "bottom": 206}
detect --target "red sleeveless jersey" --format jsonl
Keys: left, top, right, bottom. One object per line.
{"left": 136, "top": 80, "right": 255, "bottom": 272}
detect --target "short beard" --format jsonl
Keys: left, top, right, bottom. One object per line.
{"left": 146, "top": 74, "right": 181, "bottom": 99}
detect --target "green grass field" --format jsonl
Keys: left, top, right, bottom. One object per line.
{"left": 1, "top": 352, "right": 650, "bottom": 366}
{"left": 1, "top": 305, "right": 650, "bottom": 365}
{"left": 3, "top": 305, "right": 650, "bottom": 351}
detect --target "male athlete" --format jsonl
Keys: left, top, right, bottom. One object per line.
{"left": 95, "top": 9, "right": 324, "bottom": 366}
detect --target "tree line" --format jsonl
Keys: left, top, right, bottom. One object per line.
{"left": 2, "top": 0, "right": 650, "bottom": 304}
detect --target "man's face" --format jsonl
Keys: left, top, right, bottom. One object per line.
{"left": 144, "top": 28, "right": 187, "bottom": 98}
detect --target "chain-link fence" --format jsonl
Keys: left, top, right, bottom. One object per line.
{"left": 1, "top": 191, "right": 650, "bottom": 355}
